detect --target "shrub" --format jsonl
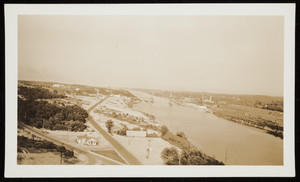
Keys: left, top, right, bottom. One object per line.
{"left": 161, "top": 147, "right": 180, "bottom": 165}
{"left": 116, "top": 125, "right": 128, "bottom": 136}
{"left": 180, "top": 149, "right": 223, "bottom": 165}
{"left": 161, "top": 125, "right": 169, "bottom": 136}
{"left": 176, "top": 131, "right": 187, "bottom": 140}
{"left": 63, "top": 149, "right": 74, "bottom": 158}
{"left": 106, "top": 120, "right": 114, "bottom": 134}
{"left": 52, "top": 124, "right": 68, "bottom": 131}
{"left": 180, "top": 149, "right": 205, "bottom": 165}
{"left": 161, "top": 132, "right": 192, "bottom": 150}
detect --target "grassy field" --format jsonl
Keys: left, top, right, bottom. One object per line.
{"left": 213, "top": 104, "right": 283, "bottom": 138}
{"left": 17, "top": 132, "right": 79, "bottom": 165}
{"left": 17, "top": 152, "right": 79, "bottom": 165}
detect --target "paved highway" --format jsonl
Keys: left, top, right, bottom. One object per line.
{"left": 87, "top": 96, "right": 142, "bottom": 165}
{"left": 19, "top": 123, "right": 123, "bottom": 165}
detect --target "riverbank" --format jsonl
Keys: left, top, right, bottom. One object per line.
{"left": 88, "top": 94, "right": 222, "bottom": 165}
{"left": 212, "top": 104, "right": 283, "bottom": 139}
{"left": 129, "top": 89, "right": 283, "bottom": 165}
{"left": 89, "top": 95, "right": 178, "bottom": 164}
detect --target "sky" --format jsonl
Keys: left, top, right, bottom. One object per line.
{"left": 18, "top": 15, "right": 284, "bottom": 96}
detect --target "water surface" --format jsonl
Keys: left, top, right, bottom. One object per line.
{"left": 130, "top": 90, "right": 283, "bottom": 165}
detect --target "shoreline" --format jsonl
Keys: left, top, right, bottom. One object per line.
{"left": 132, "top": 91, "right": 283, "bottom": 140}
{"left": 212, "top": 111, "right": 283, "bottom": 139}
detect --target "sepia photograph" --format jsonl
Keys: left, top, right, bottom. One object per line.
{"left": 5, "top": 4, "right": 295, "bottom": 177}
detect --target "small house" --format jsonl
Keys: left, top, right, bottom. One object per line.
{"left": 76, "top": 134, "right": 98, "bottom": 146}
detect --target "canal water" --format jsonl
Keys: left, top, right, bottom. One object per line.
{"left": 130, "top": 90, "right": 283, "bottom": 165}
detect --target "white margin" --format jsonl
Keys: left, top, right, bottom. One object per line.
{"left": 4, "top": 4, "right": 295, "bottom": 177}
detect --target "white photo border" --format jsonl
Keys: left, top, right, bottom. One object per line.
{"left": 5, "top": 4, "right": 295, "bottom": 177}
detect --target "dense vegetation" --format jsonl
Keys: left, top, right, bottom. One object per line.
{"left": 213, "top": 104, "right": 283, "bottom": 139}
{"left": 160, "top": 125, "right": 223, "bottom": 165}
{"left": 161, "top": 126, "right": 195, "bottom": 150}
{"left": 18, "top": 135, "right": 74, "bottom": 158}
{"left": 18, "top": 86, "right": 88, "bottom": 131}
{"left": 19, "top": 80, "right": 137, "bottom": 98}
{"left": 18, "top": 98, "right": 88, "bottom": 131}
{"left": 18, "top": 86, "right": 66, "bottom": 100}
{"left": 255, "top": 101, "right": 283, "bottom": 112}
{"left": 161, "top": 147, "right": 180, "bottom": 165}
{"left": 161, "top": 147, "right": 223, "bottom": 165}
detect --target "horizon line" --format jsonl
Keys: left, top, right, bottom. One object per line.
{"left": 18, "top": 79, "right": 283, "bottom": 98}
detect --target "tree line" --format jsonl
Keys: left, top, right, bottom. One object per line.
{"left": 160, "top": 125, "right": 224, "bottom": 165}
{"left": 18, "top": 86, "right": 66, "bottom": 100}
{"left": 18, "top": 135, "right": 74, "bottom": 158}
{"left": 18, "top": 86, "right": 88, "bottom": 131}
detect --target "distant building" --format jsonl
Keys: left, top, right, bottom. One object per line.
{"left": 76, "top": 134, "right": 98, "bottom": 146}
{"left": 146, "top": 129, "right": 161, "bottom": 136}
{"left": 53, "top": 84, "right": 64, "bottom": 88}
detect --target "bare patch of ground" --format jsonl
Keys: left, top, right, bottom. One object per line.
{"left": 112, "top": 135, "right": 180, "bottom": 165}
{"left": 17, "top": 152, "right": 79, "bottom": 165}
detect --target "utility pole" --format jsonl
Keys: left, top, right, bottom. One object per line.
{"left": 146, "top": 139, "right": 152, "bottom": 159}
{"left": 60, "top": 143, "right": 64, "bottom": 165}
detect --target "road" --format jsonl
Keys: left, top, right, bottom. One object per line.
{"left": 87, "top": 96, "right": 142, "bottom": 165}
{"left": 19, "top": 123, "right": 123, "bottom": 165}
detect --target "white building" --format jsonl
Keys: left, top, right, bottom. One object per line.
{"left": 76, "top": 134, "right": 98, "bottom": 146}
{"left": 53, "top": 84, "right": 64, "bottom": 88}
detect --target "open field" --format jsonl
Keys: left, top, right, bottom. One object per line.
{"left": 112, "top": 135, "right": 179, "bottom": 165}
{"left": 213, "top": 104, "right": 283, "bottom": 138}
{"left": 18, "top": 152, "right": 79, "bottom": 165}
{"left": 17, "top": 152, "right": 79, "bottom": 165}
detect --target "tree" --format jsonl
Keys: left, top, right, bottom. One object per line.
{"left": 53, "top": 112, "right": 64, "bottom": 123}
{"left": 58, "top": 146, "right": 66, "bottom": 165}
{"left": 180, "top": 149, "right": 206, "bottom": 165}
{"left": 117, "top": 125, "right": 128, "bottom": 136}
{"left": 176, "top": 131, "right": 187, "bottom": 140}
{"left": 161, "top": 125, "right": 169, "bottom": 136}
{"left": 161, "top": 147, "right": 179, "bottom": 165}
{"left": 31, "top": 134, "right": 36, "bottom": 140}
{"left": 106, "top": 120, "right": 114, "bottom": 134}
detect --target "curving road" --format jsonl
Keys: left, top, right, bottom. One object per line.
{"left": 19, "top": 95, "right": 142, "bottom": 165}
{"left": 87, "top": 96, "right": 142, "bottom": 165}
{"left": 19, "top": 123, "right": 122, "bottom": 165}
